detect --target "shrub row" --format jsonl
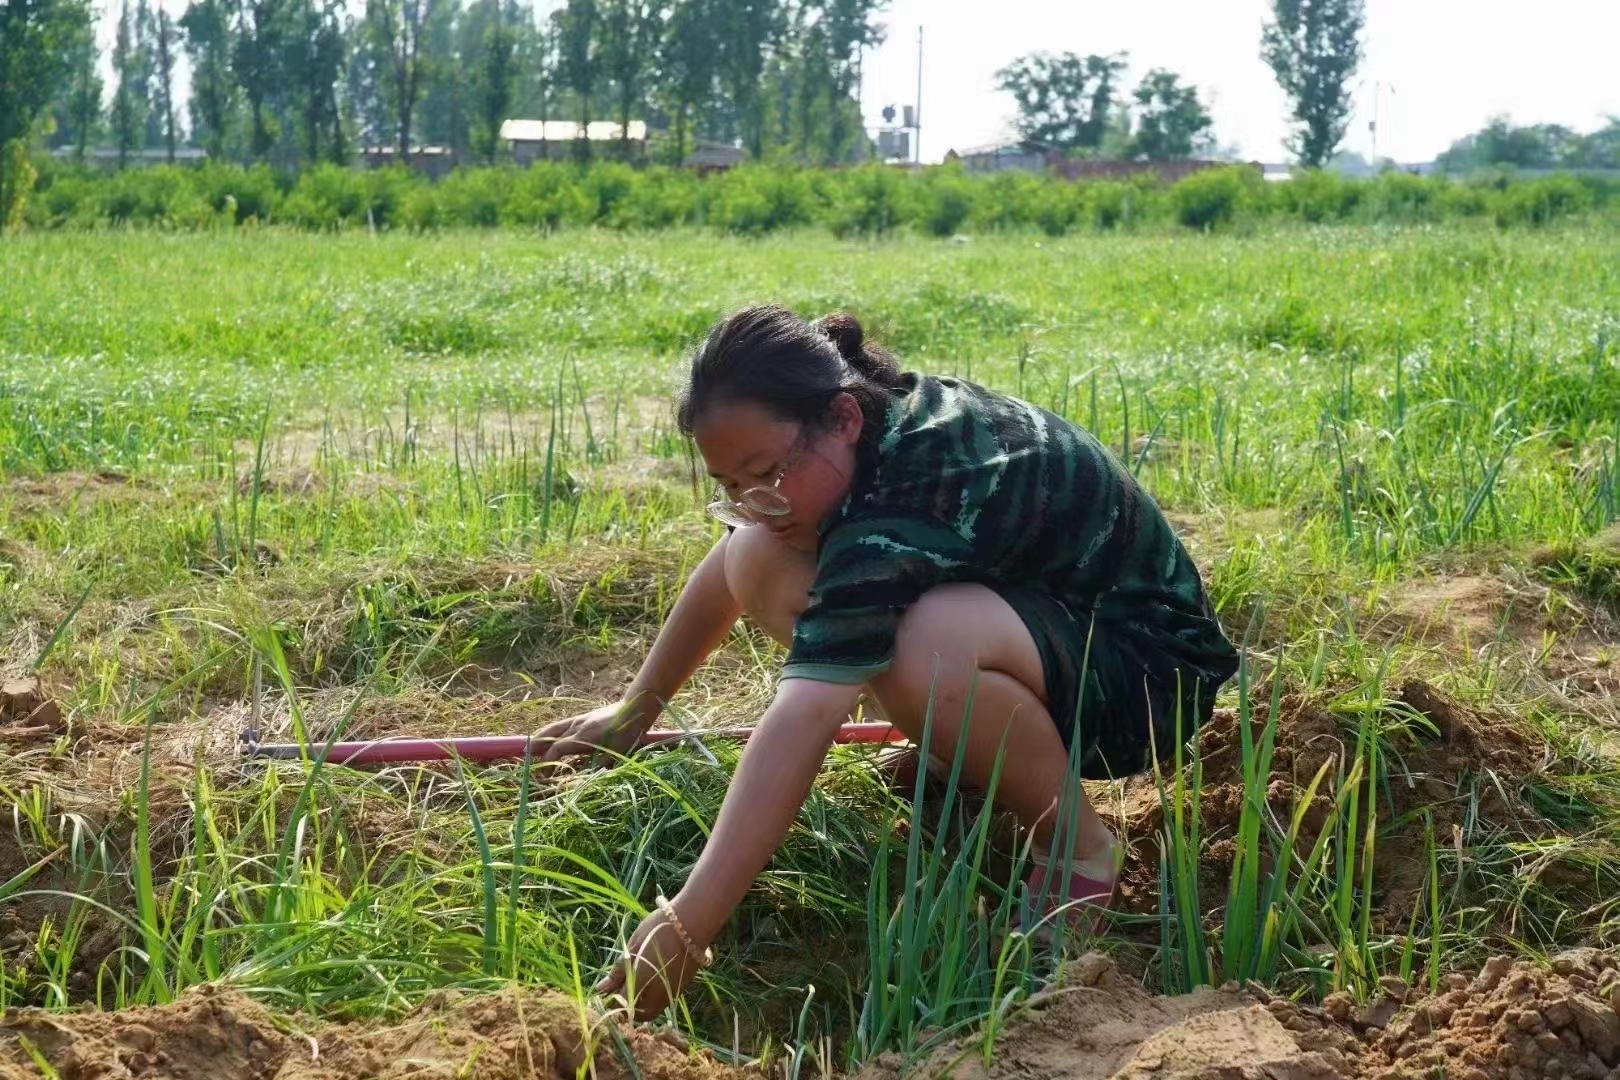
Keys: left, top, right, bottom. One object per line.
{"left": 19, "top": 158, "right": 1619, "bottom": 235}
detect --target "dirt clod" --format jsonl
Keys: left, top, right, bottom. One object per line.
{"left": 856, "top": 953, "right": 1356, "bottom": 1080}
{"left": 0, "top": 677, "right": 63, "bottom": 739}
{"left": 0, "top": 983, "right": 755, "bottom": 1080}
{"left": 1367, "top": 952, "right": 1620, "bottom": 1080}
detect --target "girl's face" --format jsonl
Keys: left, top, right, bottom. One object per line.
{"left": 692, "top": 393, "right": 863, "bottom": 552}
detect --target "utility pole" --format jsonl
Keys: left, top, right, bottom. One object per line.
{"left": 1369, "top": 81, "right": 1395, "bottom": 166}
{"left": 914, "top": 25, "right": 923, "bottom": 165}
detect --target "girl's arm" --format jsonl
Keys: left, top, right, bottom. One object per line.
{"left": 534, "top": 534, "right": 743, "bottom": 760}
{"left": 596, "top": 676, "right": 860, "bottom": 1016}
{"left": 619, "top": 533, "right": 744, "bottom": 730}
{"left": 671, "top": 677, "right": 861, "bottom": 944}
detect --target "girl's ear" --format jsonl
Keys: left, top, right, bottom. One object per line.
{"left": 831, "top": 391, "right": 864, "bottom": 446}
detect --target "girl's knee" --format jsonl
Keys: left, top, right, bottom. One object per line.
{"left": 722, "top": 527, "right": 813, "bottom": 644}
{"left": 874, "top": 584, "right": 1043, "bottom": 711}
{"left": 874, "top": 586, "right": 990, "bottom": 704}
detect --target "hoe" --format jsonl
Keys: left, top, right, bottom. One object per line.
{"left": 242, "top": 722, "right": 906, "bottom": 766}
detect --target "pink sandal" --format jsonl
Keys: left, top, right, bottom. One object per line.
{"left": 1018, "top": 848, "right": 1119, "bottom": 942}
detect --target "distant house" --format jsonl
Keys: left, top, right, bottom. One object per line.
{"left": 359, "top": 145, "right": 456, "bottom": 180}
{"left": 682, "top": 139, "right": 748, "bottom": 173}
{"left": 946, "top": 144, "right": 1259, "bottom": 183}
{"left": 500, "top": 119, "right": 649, "bottom": 164}
{"left": 49, "top": 146, "right": 208, "bottom": 169}
{"left": 949, "top": 142, "right": 1047, "bottom": 174}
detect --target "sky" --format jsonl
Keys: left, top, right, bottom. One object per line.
{"left": 857, "top": 0, "right": 1620, "bottom": 165}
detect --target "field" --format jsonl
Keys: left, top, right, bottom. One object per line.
{"left": 2, "top": 225, "right": 1619, "bottom": 1078}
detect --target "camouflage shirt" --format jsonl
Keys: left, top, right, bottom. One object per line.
{"left": 782, "top": 373, "right": 1236, "bottom": 686}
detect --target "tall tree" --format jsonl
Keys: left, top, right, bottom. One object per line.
{"left": 181, "top": 0, "right": 235, "bottom": 158}
{"left": 414, "top": 0, "right": 463, "bottom": 155}
{"left": 656, "top": 0, "right": 717, "bottom": 163}
{"left": 815, "top": 0, "right": 885, "bottom": 162}
{"left": 285, "top": 0, "right": 346, "bottom": 162}
{"left": 995, "top": 51, "right": 1124, "bottom": 153}
{"left": 1128, "top": 69, "right": 1212, "bottom": 160}
{"left": 0, "top": 0, "right": 94, "bottom": 145}
{"left": 366, "top": 0, "right": 442, "bottom": 160}
{"left": 715, "top": 0, "right": 779, "bottom": 159}
{"left": 233, "top": 0, "right": 291, "bottom": 160}
{"left": 1261, "top": 0, "right": 1364, "bottom": 168}
{"left": 153, "top": 7, "right": 179, "bottom": 160}
{"left": 111, "top": 0, "right": 148, "bottom": 165}
{"left": 467, "top": 0, "right": 517, "bottom": 164}
{"left": 1436, "top": 115, "right": 1620, "bottom": 173}
{"left": 555, "top": 0, "right": 597, "bottom": 158}
{"left": 597, "top": 0, "right": 664, "bottom": 156}
{"left": 48, "top": 9, "right": 103, "bottom": 159}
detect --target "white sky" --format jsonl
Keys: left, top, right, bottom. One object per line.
{"left": 857, "top": 0, "right": 1620, "bottom": 164}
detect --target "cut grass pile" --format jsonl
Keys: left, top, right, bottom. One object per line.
{"left": 2, "top": 225, "right": 1619, "bottom": 1073}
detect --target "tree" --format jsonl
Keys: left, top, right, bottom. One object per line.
{"left": 597, "top": 0, "right": 664, "bottom": 157}
{"left": 285, "top": 0, "right": 346, "bottom": 162}
{"left": 1437, "top": 115, "right": 1620, "bottom": 173}
{"left": 1, "top": 0, "right": 94, "bottom": 147}
{"left": 153, "top": 8, "right": 179, "bottom": 160}
{"left": 995, "top": 51, "right": 1125, "bottom": 153}
{"left": 181, "top": 0, "right": 235, "bottom": 158}
{"left": 656, "top": 0, "right": 717, "bottom": 163}
{"left": 366, "top": 0, "right": 442, "bottom": 160}
{"left": 233, "top": 0, "right": 291, "bottom": 160}
{"left": 715, "top": 0, "right": 781, "bottom": 159}
{"left": 765, "top": 0, "right": 883, "bottom": 163}
{"left": 815, "top": 0, "right": 885, "bottom": 162}
{"left": 1128, "top": 69, "right": 1212, "bottom": 160}
{"left": 2, "top": 0, "right": 91, "bottom": 227}
{"left": 414, "top": 0, "right": 464, "bottom": 156}
{"left": 48, "top": 9, "right": 103, "bottom": 159}
{"left": 111, "top": 0, "right": 150, "bottom": 165}
{"left": 467, "top": 0, "right": 517, "bottom": 164}
{"left": 1260, "top": 0, "right": 1364, "bottom": 168}
{"left": 555, "top": 0, "right": 598, "bottom": 158}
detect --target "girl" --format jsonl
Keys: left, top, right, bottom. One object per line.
{"left": 532, "top": 306, "right": 1238, "bottom": 1018}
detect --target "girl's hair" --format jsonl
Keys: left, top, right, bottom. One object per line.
{"left": 676, "top": 306, "right": 906, "bottom": 442}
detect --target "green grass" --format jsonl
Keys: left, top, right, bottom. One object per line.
{"left": 2, "top": 224, "right": 1619, "bottom": 1069}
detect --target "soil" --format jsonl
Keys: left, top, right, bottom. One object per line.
{"left": 4, "top": 950, "right": 1618, "bottom": 1080}
{"left": 0, "top": 677, "right": 66, "bottom": 747}
{"left": 1354, "top": 949, "right": 1620, "bottom": 1080}
{"left": 1104, "top": 679, "right": 1558, "bottom": 934}
{"left": 0, "top": 983, "right": 758, "bottom": 1080}
{"left": 856, "top": 952, "right": 1620, "bottom": 1080}
{"left": 857, "top": 953, "right": 1358, "bottom": 1080}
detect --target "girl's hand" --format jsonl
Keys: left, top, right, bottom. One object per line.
{"left": 596, "top": 902, "right": 709, "bottom": 1021}
{"left": 529, "top": 700, "right": 649, "bottom": 764}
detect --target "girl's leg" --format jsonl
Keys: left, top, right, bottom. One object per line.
{"left": 721, "top": 525, "right": 812, "bottom": 647}
{"left": 723, "top": 526, "right": 1116, "bottom": 876}
{"left": 866, "top": 583, "right": 1116, "bottom": 876}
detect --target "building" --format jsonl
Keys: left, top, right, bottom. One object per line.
{"left": 947, "top": 142, "right": 1047, "bottom": 174}
{"left": 500, "top": 119, "right": 649, "bottom": 164}
{"left": 49, "top": 146, "right": 208, "bottom": 169}
{"left": 358, "top": 146, "right": 457, "bottom": 179}
{"left": 945, "top": 143, "right": 1261, "bottom": 183}
{"left": 1048, "top": 157, "right": 1256, "bottom": 183}
{"left": 681, "top": 139, "right": 748, "bottom": 173}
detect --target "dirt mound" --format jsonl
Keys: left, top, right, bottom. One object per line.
{"left": 857, "top": 954, "right": 1358, "bottom": 1080}
{"left": 0, "top": 677, "right": 65, "bottom": 748}
{"left": 0, "top": 983, "right": 754, "bottom": 1080}
{"left": 1113, "top": 681, "right": 1553, "bottom": 929}
{"left": 1356, "top": 950, "right": 1620, "bottom": 1080}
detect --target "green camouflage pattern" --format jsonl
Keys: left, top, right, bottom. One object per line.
{"left": 784, "top": 374, "right": 1239, "bottom": 766}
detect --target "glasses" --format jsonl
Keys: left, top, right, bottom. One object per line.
{"left": 707, "top": 439, "right": 803, "bottom": 528}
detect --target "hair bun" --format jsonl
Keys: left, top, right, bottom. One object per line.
{"left": 815, "top": 312, "right": 865, "bottom": 363}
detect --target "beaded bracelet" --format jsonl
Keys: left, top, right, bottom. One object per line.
{"left": 655, "top": 895, "right": 714, "bottom": 969}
